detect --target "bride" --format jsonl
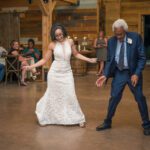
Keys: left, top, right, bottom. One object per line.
{"left": 24, "top": 23, "right": 96, "bottom": 127}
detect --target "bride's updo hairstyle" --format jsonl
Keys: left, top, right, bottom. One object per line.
{"left": 50, "top": 23, "right": 68, "bottom": 41}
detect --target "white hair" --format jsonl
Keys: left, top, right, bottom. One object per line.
{"left": 112, "top": 19, "right": 128, "bottom": 32}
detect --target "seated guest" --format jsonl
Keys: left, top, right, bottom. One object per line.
{"left": 9, "top": 40, "right": 38, "bottom": 86}
{"left": 23, "top": 39, "right": 41, "bottom": 78}
{"left": 0, "top": 41, "right": 8, "bottom": 55}
{"left": 23, "top": 39, "right": 40, "bottom": 63}
{"left": 0, "top": 42, "right": 7, "bottom": 83}
{"left": 0, "top": 63, "right": 4, "bottom": 82}
{"left": 0, "top": 51, "right": 6, "bottom": 82}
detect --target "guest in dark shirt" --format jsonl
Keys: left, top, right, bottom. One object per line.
{"left": 23, "top": 39, "right": 40, "bottom": 63}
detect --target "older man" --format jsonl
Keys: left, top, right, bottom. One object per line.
{"left": 96, "top": 19, "right": 150, "bottom": 135}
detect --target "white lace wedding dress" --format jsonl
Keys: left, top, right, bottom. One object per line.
{"left": 35, "top": 40, "right": 85, "bottom": 125}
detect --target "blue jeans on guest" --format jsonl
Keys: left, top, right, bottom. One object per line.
{"left": 0, "top": 63, "right": 5, "bottom": 81}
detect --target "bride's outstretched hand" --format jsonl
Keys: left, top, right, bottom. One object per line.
{"left": 90, "top": 58, "right": 97, "bottom": 63}
{"left": 96, "top": 75, "right": 107, "bottom": 87}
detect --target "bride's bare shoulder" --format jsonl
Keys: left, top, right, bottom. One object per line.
{"left": 48, "top": 42, "right": 56, "bottom": 51}
{"left": 67, "top": 38, "right": 74, "bottom": 45}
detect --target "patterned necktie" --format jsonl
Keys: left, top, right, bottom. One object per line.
{"left": 118, "top": 42, "right": 125, "bottom": 71}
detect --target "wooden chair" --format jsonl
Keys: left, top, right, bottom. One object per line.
{"left": 5, "top": 55, "right": 21, "bottom": 85}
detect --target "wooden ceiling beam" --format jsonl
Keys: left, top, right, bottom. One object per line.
{"left": 37, "top": 0, "right": 49, "bottom": 16}
{"left": 51, "top": 1, "right": 57, "bottom": 11}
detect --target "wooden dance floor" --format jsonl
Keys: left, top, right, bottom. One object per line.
{"left": 0, "top": 68, "right": 150, "bottom": 150}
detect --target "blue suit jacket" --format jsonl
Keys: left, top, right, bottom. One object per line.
{"left": 104, "top": 32, "right": 146, "bottom": 78}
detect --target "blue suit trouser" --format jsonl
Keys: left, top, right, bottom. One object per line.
{"left": 105, "top": 69, "right": 150, "bottom": 129}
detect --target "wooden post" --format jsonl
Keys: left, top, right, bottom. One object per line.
{"left": 98, "top": 0, "right": 106, "bottom": 33}
{"left": 37, "top": 0, "right": 56, "bottom": 80}
{"left": 97, "top": 0, "right": 100, "bottom": 34}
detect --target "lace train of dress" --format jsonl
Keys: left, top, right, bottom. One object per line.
{"left": 35, "top": 40, "right": 85, "bottom": 125}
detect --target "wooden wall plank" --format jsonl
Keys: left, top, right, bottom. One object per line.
{"left": 54, "top": 8, "right": 97, "bottom": 39}
{"left": 120, "top": 1, "right": 150, "bottom": 33}
{"left": 20, "top": 10, "right": 42, "bottom": 50}
{"left": 104, "top": 0, "right": 150, "bottom": 36}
